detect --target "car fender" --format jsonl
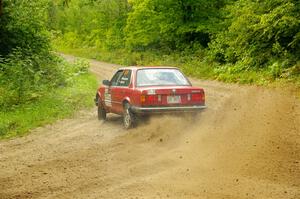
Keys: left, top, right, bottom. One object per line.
{"left": 95, "top": 89, "right": 104, "bottom": 106}
{"left": 122, "top": 97, "right": 131, "bottom": 107}
{"left": 97, "top": 90, "right": 102, "bottom": 100}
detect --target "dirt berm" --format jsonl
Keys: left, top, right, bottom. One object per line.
{"left": 0, "top": 55, "right": 299, "bottom": 199}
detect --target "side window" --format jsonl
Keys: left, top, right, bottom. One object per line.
{"left": 117, "top": 70, "right": 132, "bottom": 87}
{"left": 110, "top": 70, "right": 123, "bottom": 86}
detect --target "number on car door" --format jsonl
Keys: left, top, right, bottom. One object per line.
{"left": 110, "top": 70, "right": 132, "bottom": 113}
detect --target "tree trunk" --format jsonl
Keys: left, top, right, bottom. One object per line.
{"left": 0, "top": 0, "right": 3, "bottom": 17}
{"left": 63, "top": 0, "right": 70, "bottom": 8}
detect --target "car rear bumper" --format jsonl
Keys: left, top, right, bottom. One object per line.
{"left": 131, "top": 105, "right": 207, "bottom": 114}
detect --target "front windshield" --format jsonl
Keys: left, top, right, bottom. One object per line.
{"left": 136, "top": 68, "right": 190, "bottom": 87}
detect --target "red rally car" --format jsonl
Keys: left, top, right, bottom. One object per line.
{"left": 95, "top": 67, "right": 206, "bottom": 129}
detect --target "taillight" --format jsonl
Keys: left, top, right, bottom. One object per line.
{"left": 192, "top": 93, "right": 202, "bottom": 101}
{"left": 140, "top": 94, "right": 158, "bottom": 105}
{"left": 191, "top": 89, "right": 205, "bottom": 102}
{"left": 141, "top": 89, "right": 158, "bottom": 105}
{"left": 146, "top": 95, "right": 157, "bottom": 104}
{"left": 140, "top": 95, "right": 146, "bottom": 103}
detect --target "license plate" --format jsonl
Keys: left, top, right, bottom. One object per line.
{"left": 167, "top": 95, "right": 181, "bottom": 104}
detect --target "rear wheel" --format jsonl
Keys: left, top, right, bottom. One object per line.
{"left": 97, "top": 99, "right": 106, "bottom": 120}
{"left": 123, "top": 103, "right": 136, "bottom": 129}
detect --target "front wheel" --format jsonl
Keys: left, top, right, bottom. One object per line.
{"left": 123, "top": 103, "right": 136, "bottom": 129}
{"left": 97, "top": 99, "right": 107, "bottom": 120}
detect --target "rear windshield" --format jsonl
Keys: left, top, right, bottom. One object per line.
{"left": 136, "top": 68, "right": 190, "bottom": 87}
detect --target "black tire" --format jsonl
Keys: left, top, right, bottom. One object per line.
{"left": 97, "top": 99, "right": 106, "bottom": 121}
{"left": 123, "top": 103, "right": 136, "bottom": 129}
{"left": 95, "top": 93, "right": 99, "bottom": 106}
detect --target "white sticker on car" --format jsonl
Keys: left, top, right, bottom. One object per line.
{"left": 104, "top": 88, "right": 112, "bottom": 107}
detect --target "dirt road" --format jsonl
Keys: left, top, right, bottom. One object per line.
{"left": 0, "top": 55, "right": 299, "bottom": 199}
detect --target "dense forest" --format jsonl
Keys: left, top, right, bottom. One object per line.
{"left": 1, "top": 0, "right": 299, "bottom": 95}
{"left": 50, "top": 0, "right": 300, "bottom": 82}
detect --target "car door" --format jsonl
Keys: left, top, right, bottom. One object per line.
{"left": 110, "top": 69, "right": 132, "bottom": 114}
{"left": 104, "top": 70, "right": 123, "bottom": 112}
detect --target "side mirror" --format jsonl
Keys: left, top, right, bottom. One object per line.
{"left": 102, "top": 80, "right": 110, "bottom": 86}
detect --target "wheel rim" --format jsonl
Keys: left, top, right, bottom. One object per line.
{"left": 124, "top": 109, "right": 131, "bottom": 128}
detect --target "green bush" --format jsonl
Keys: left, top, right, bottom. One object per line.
{"left": 209, "top": 0, "right": 300, "bottom": 71}
{"left": 0, "top": 72, "right": 97, "bottom": 139}
{"left": 0, "top": 56, "right": 97, "bottom": 139}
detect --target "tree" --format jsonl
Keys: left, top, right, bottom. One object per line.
{"left": 0, "top": 0, "right": 64, "bottom": 107}
{"left": 125, "top": 0, "right": 228, "bottom": 51}
{"left": 0, "top": 0, "right": 3, "bottom": 17}
{"left": 209, "top": 0, "right": 300, "bottom": 69}
{"left": 48, "top": 0, "right": 130, "bottom": 50}
{"left": 63, "top": 0, "right": 71, "bottom": 7}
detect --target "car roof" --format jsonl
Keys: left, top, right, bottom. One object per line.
{"left": 118, "top": 66, "right": 179, "bottom": 71}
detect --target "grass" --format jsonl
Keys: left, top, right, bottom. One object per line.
{"left": 0, "top": 73, "right": 97, "bottom": 139}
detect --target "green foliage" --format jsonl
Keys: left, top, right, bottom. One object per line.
{"left": 0, "top": 50, "right": 70, "bottom": 109}
{"left": 0, "top": 0, "right": 100, "bottom": 138}
{"left": 209, "top": 0, "right": 300, "bottom": 72}
{"left": 0, "top": 0, "right": 66, "bottom": 110}
{"left": 49, "top": 0, "right": 129, "bottom": 50}
{"left": 0, "top": 71, "right": 97, "bottom": 139}
{"left": 0, "top": 0, "right": 50, "bottom": 56}
{"left": 125, "top": 0, "right": 228, "bottom": 50}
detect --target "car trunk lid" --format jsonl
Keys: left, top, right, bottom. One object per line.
{"left": 140, "top": 86, "right": 205, "bottom": 107}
